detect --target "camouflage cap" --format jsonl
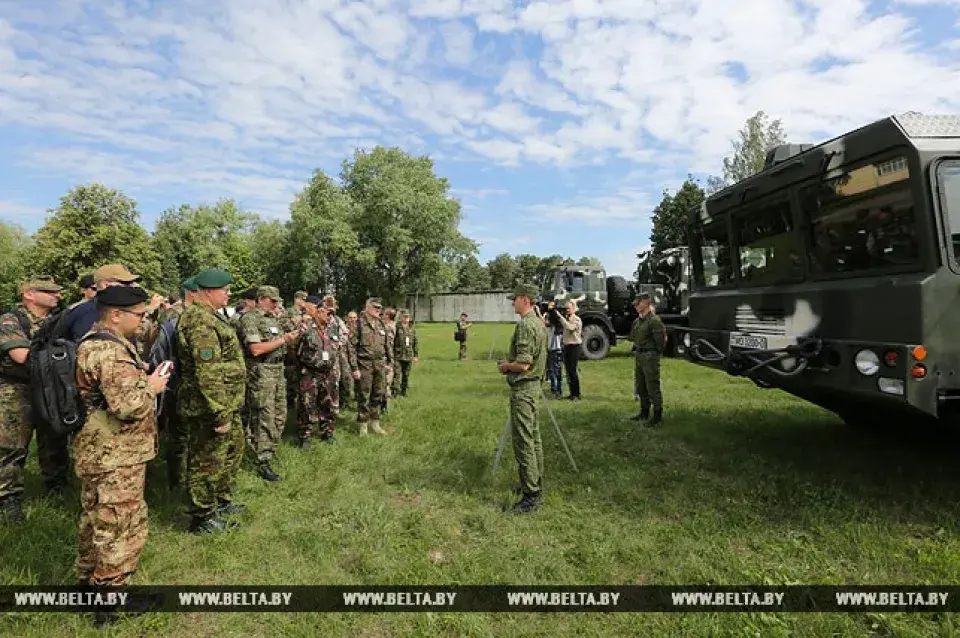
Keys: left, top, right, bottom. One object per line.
{"left": 257, "top": 285, "right": 282, "bottom": 301}
{"left": 19, "top": 276, "right": 62, "bottom": 294}
{"left": 294, "top": 290, "right": 308, "bottom": 300}
{"left": 194, "top": 268, "right": 232, "bottom": 289}
{"left": 507, "top": 284, "right": 539, "bottom": 301}
{"left": 366, "top": 297, "right": 383, "bottom": 309}
{"left": 94, "top": 264, "right": 141, "bottom": 284}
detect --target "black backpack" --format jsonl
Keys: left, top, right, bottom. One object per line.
{"left": 26, "top": 307, "right": 128, "bottom": 437}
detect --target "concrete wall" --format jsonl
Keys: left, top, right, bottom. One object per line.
{"left": 406, "top": 291, "right": 516, "bottom": 323}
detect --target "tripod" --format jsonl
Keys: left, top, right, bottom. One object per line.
{"left": 491, "top": 385, "right": 578, "bottom": 477}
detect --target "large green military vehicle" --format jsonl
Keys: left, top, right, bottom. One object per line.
{"left": 673, "top": 113, "right": 960, "bottom": 426}
{"left": 538, "top": 252, "right": 691, "bottom": 360}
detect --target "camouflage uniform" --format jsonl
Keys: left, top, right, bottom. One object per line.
{"left": 279, "top": 307, "right": 306, "bottom": 410}
{"left": 383, "top": 318, "right": 396, "bottom": 407}
{"left": 296, "top": 320, "right": 338, "bottom": 442}
{"left": 0, "top": 306, "right": 70, "bottom": 501}
{"left": 457, "top": 318, "right": 469, "bottom": 359}
{"left": 631, "top": 311, "right": 666, "bottom": 422}
{"left": 338, "top": 316, "right": 355, "bottom": 404}
{"left": 329, "top": 315, "right": 352, "bottom": 416}
{"left": 176, "top": 302, "right": 246, "bottom": 520}
{"left": 238, "top": 308, "right": 287, "bottom": 463}
{"left": 392, "top": 322, "right": 418, "bottom": 397}
{"left": 349, "top": 312, "right": 390, "bottom": 433}
{"left": 74, "top": 323, "right": 158, "bottom": 587}
{"left": 507, "top": 307, "right": 547, "bottom": 497}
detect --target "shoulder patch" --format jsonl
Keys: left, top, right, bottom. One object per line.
{"left": 199, "top": 347, "right": 214, "bottom": 361}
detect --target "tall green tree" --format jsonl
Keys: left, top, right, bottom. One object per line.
{"left": 341, "top": 146, "right": 475, "bottom": 307}
{"left": 287, "top": 170, "right": 361, "bottom": 303}
{"left": 152, "top": 199, "right": 262, "bottom": 294}
{"left": 535, "top": 254, "right": 566, "bottom": 284}
{"left": 0, "top": 221, "right": 32, "bottom": 310}
{"left": 249, "top": 219, "right": 298, "bottom": 296}
{"left": 577, "top": 256, "right": 602, "bottom": 267}
{"left": 711, "top": 110, "right": 788, "bottom": 189}
{"left": 649, "top": 178, "right": 706, "bottom": 254}
{"left": 487, "top": 253, "right": 519, "bottom": 290}
{"left": 30, "top": 183, "right": 162, "bottom": 299}
{"left": 453, "top": 255, "right": 490, "bottom": 292}
{"left": 515, "top": 254, "right": 540, "bottom": 286}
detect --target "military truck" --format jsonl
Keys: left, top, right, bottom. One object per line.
{"left": 539, "top": 265, "right": 632, "bottom": 360}
{"left": 635, "top": 246, "right": 691, "bottom": 354}
{"left": 672, "top": 113, "right": 960, "bottom": 427}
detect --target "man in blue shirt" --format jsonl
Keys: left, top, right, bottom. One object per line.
{"left": 64, "top": 264, "right": 144, "bottom": 343}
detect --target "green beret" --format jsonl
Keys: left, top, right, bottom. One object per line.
{"left": 181, "top": 277, "right": 199, "bottom": 292}
{"left": 195, "top": 268, "right": 232, "bottom": 290}
{"left": 507, "top": 284, "right": 539, "bottom": 301}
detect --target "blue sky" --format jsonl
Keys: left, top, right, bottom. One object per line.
{"left": 1, "top": 0, "right": 958, "bottom": 279}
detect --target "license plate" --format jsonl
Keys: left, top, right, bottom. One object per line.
{"left": 730, "top": 333, "right": 767, "bottom": 350}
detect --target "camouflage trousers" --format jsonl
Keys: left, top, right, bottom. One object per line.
{"left": 185, "top": 412, "right": 245, "bottom": 518}
{"left": 297, "top": 367, "right": 338, "bottom": 440}
{"left": 0, "top": 381, "right": 70, "bottom": 499}
{"left": 245, "top": 364, "right": 286, "bottom": 463}
{"left": 458, "top": 341, "right": 467, "bottom": 360}
{"left": 76, "top": 463, "right": 148, "bottom": 587}
{"left": 391, "top": 360, "right": 412, "bottom": 396}
{"left": 510, "top": 379, "right": 543, "bottom": 495}
{"left": 385, "top": 364, "right": 394, "bottom": 400}
{"left": 160, "top": 390, "right": 188, "bottom": 486}
{"left": 356, "top": 360, "right": 386, "bottom": 423}
{"left": 338, "top": 350, "right": 353, "bottom": 403}
{"left": 635, "top": 352, "right": 663, "bottom": 409}
{"left": 328, "top": 355, "right": 342, "bottom": 418}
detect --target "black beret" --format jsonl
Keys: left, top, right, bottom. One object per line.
{"left": 79, "top": 274, "right": 95, "bottom": 289}
{"left": 241, "top": 288, "right": 258, "bottom": 300}
{"left": 305, "top": 295, "right": 323, "bottom": 304}
{"left": 95, "top": 285, "right": 149, "bottom": 308}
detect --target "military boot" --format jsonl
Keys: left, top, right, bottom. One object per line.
{"left": 358, "top": 421, "right": 368, "bottom": 436}
{"left": 1, "top": 495, "right": 25, "bottom": 524}
{"left": 257, "top": 461, "right": 282, "bottom": 482}
{"left": 297, "top": 437, "right": 311, "bottom": 450}
{"left": 189, "top": 514, "right": 233, "bottom": 535}
{"left": 508, "top": 491, "right": 542, "bottom": 514}
{"left": 218, "top": 499, "right": 247, "bottom": 516}
{"left": 646, "top": 408, "right": 663, "bottom": 427}
{"left": 369, "top": 420, "right": 387, "bottom": 435}
{"left": 630, "top": 402, "right": 651, "bottom": 421}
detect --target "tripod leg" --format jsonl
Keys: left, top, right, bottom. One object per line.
{"left": 541, "top": 388, "right": 578, "bottom": 472}
{"left": 491, "top": 417, "right": 512, "bottom": 477}
{"left": 487, "top": 335, "right": 496, "bottom": 360}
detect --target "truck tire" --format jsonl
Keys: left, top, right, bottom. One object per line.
{"left": 606, "top": 276, "right": 631, "bottom": 310}
{"left": 580, "top": 324, "right": 610, "bottom": 360}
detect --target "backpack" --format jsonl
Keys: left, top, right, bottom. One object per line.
{"left": 28, "top": 305, "right": 129, "bottom": 436}
{"left": 148, "top": 317, "right": 179, "bottom": 417}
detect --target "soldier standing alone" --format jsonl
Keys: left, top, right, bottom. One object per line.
{"left": 349, "top": 298, "right": 390, "bottom": 436}
{"left": 630, "top": 293, "right": 666, "bottom": 426}
{"left": 238, "top": 286, "right": 300, "bottom": 482}
{"left": 392, "top": 310, "right": 419, "bottom": 397}
{"left": 497, "top": 284, "right": 547, "bottom": 514}
{"left": 175, "top": 268, "right": 247, "bottom": 534}
{"left": 74, "top": 286, "right": 169, "bottom": 626}
{"left": 456, "top": 313, "right": 471, "bottom": 360}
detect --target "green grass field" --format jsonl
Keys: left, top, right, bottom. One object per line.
{"left": 3, "top": 322, "right": 960, "bottom": 637}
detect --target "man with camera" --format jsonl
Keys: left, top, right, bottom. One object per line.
{"left": 543, "top": 301, "right": 564, "bottom": 398}
{"left": 553, "top": 301, "right": 583, "bottom": 401}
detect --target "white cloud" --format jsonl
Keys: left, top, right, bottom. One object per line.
{"left": 525, "top": 184, "right": 657, "bottom": 228}
{"left": 0, "top": 200, "right": 48, "bottom": 218}
{"left": 0, "top": 0, "right": 957, "bottom": 235}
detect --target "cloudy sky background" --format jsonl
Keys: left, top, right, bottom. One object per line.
{"left": 1, "top": 0, "right": 958, "bottom": 278}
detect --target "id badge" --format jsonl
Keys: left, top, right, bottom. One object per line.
{"left": 379, "top": 329, "right": 385, "bottom": 335}
{"left": 322, "top": 351, "right": 330, "bottom": 362}
{"left": 332, "top": 335, "right": 339, "bottom": 342}
{"left": 269, "top": 326, "right": 279, "bottom": 335}
{"left": 405, "top": 337, "right": 410, "bottom": 346}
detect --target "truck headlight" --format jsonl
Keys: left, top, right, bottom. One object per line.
{"left": 854, "top": 349, "right": 880, "bottom": 376}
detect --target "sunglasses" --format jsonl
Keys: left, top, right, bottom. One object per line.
{"left": 118, "top": 309, "right": 148, "bottom": 318}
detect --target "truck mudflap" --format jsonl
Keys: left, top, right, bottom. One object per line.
{"left": 677, "top": 328, "right": 940, "bottom": 419}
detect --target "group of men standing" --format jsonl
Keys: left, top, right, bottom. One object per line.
{"left": 0, "top": 264, "right": 420, "bottom": 626}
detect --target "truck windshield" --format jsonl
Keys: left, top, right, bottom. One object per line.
{"left": 940, "top": 160, "right": 960, "bottom": 264}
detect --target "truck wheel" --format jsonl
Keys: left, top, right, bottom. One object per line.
{"left": 580, "top": 324, "right": 610, "bottom": 360}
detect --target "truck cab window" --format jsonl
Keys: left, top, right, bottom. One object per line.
{"left": 939, "top": 161, "right": 960, "bottom": 265}
{"left": 734, "top": 199, "right": 802, "bottom": 286}
{"left": 801, "top": 156, "right": 918, "bottom": 275}
{"left": 697, "top": 222, "right": 734, "bottom": 287}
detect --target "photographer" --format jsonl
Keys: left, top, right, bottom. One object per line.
{"left": 554, "top": 301, "right": 582, "bottom": 400}
{"left": 543, "top": 301, "right": 564, "bottom": 398}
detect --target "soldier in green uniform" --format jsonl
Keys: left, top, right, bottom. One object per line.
{"left": 295, "top": 297, "right": 340, "bottom": 447}
{"left": 392, "top": 310, "right": 419, "bottom": 397}
{"left": 497, "top": 284, "right": 547, "bottom": 514}
{"left": 381, "top": 307, "right": 397, "bottom": 413}
{"left": 0, "top": 277, "right": 64, "bottom": 523}
{"left": 322, "top": 295, "right": 352, "bottom": 420}
{"left": 281, "top": 291, "right": 308, "bottom": 412}
{"left": 238, "top": 286, "right": 300, "bottom": 481}
{"left": 349, "top": 298, "right": 390, "bottom": 436}
{"left": 74, "top": 285, "right": 170, "bottom": 626}
{"left": 160, "top": 277, "right": 197, "bottom": 489}
{"left": 175, "top": 268, "right": 247, "bottom": 534}
{"left": 630, "top": 293, "right": 666, "bottom": 426}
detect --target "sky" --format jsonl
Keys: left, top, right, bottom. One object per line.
{"left": 0, "top": 0, "right": 959, "bottom": 280}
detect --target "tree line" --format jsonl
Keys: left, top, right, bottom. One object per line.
{"left": 453, "top": 253, "right": 602, "bottom": 292}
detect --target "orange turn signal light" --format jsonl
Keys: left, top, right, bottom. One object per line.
{"left": 912, "top": 346, "right": 927, "bottom": 361}
{"left": 911, "top": 364, "right": 927, "bottom": 379}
